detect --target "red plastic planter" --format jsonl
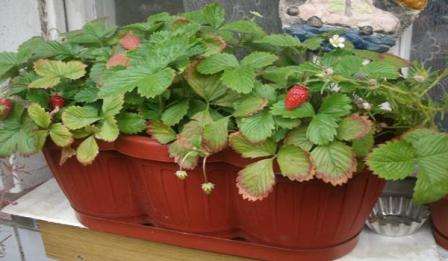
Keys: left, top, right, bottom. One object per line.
{"left": 43, "top": 136, "right": 385, "bottom": 260}
{"left": 431, "top": 198, "right": 448, "bottom": 250}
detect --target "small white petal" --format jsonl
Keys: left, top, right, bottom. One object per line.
{"left": 362, "top": 102, "right": 372, "bottom": 110}
{"left": 379, "top": 102, "right": 392, "bottom": 112}
{"left": 362, "top": 59, "right": 371, "bottom": 66}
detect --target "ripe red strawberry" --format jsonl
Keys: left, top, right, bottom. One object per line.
{"left": 0, "top": 98, "right": 13, "bottom": 120}
{"left": 284, "top": 84, "right": 309, "bottom": 110}
{"left": 50, "top": 94, "right": 65, "bottom": 109}
{"left": 106, "top": 53, "right": 130, "bottom": 69}
{"left": 120, "top": 32, "right": 140, "bottom": 50}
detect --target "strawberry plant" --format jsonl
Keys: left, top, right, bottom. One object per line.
{"left": 0, "top": 4, "right": 447, "bottom": 203}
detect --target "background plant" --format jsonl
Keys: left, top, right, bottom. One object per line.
{"left": 0, "top": 4, "right": 447, "bottom": 203}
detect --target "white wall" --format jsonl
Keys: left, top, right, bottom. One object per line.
{"left": 0, "top": 0, "right": 42, "bottom": 52}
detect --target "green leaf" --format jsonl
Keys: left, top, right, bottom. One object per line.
{"left": 366, "top": 140, "right": 416, "bottom": 180}
{"left": 0, "top": 52, "right": 18, "bottom": 79}
{"left": 319, "top": 94, "right": 352, "bottom": 117}
{"left": 361, "top": 61, "right": 400, "bottom": 79}
{"left": 233, "top": 96, "right": 268, "bottom": 117}
{"left": 67, "top": 19, "right": 116, "bottom": 44}
{"left": 184, "top": 62, "right": 225, "bottom": 101}
{"left": 116, "top": 112, "right": 147, "bottom": 134}
{"left": 221, "top": 66, "right": 256, "bottom": 94}
{"left": 34, "top": 130, "right": 49, "bottom": 150}
{"left": 284, "top": 127, "right": 313, "bottom": 151}
{"left": 74, "top": 86, "right": 99, "bottom": 103}
{"left": 29, "top": 60, "right": 87, "bottom": 88}
{"left": 270, "top": 100, "right": 315, "bottom": 119}
{"left": 229, "top": 132, "right": 276, "bottom": 158}
{"left": 241, "top": 52, "right": 277, "bottom": 69}
{"left": 239, "top": 111, "right": 275, "bottom": 143}
{"left": 161, "top": 100, "right": 190, "bottom": 126}
{"left": 311, "top": 142, "right": 356, "bottom": 185}
{"left": 62, "top": 106, "right": 100, "bottom": 130}
{"left": 136, "top": 68, "right": 175, "bottom": 98}
{"left": 275, "top": 117, "right": 301, "bottom": 129}
{"left": 307, "top": 114, "right": 339, "bottom": 145}
{"left": 262, "top": 66, "right": 299, "bottom": 86}
{"left": 148, "top": 120, "right": 176, "bottom": 144}
{"left": 221, "top": 20, "right": 266, "bottom": 38}
{"left": 202, "top": 3, "right": 225, "bottom": 28}
{"left": 337, "top": 114, "right": 372, "bottom": 141}
{"left": 277, "top": 145, "right": 314, "bottom": 181}
{"left": 102, "top": 94, "right": 124, "bottom": 116}
{"left": 302, "top": 37, "right": 324, "bottom": 50}
{"left": 197, "top": 53, "right": 239, "bottom": 74}
{"left": 203, "top": 117, "right": 229, "bottom": 153}
{"left": 95, "top": 116, "right": 119, "bottom": 142}
{"left": 76, "top": 136, "right": 99, "bottom": 165}
{"left": 255, "top": 34, "right": 300, "bottom": 47}
{"left": 237, "top": 158, "right": 275, "bottom": 201}
{"left": 168, "top": 140, "right": 199, "bottom": 170}
{"left": 414, "top": 174, "right": 448, "bottom": 205}
{"left": 49, "top": 123, "right": 73, "bottom": 147}
{"left": 0, "top": 115, "right": 39, "bottom": 156}
{"left": 27, "top": 103, "right": 51, "bottom": 129}
{"left": 352, "top": 132, "right": 374, "bottom": 157}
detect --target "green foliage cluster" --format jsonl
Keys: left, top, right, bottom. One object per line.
{"left": 0, "top": 4, "right": 447, "bottom": 203}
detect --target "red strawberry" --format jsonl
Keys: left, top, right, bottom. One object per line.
{"left": 120, "top": 32, "right": 140, "bottom": 50}
{"left": 0, "top": 98, "right": 13, "bottom": 120}
{"left": 106, "top": 53, "right": 130, "bottom": 69}
{"left": 50, "top": 94, "right": 65, "bottom": 109}
{"left": 284, "top": 84, "right": 309, "bottom": 110}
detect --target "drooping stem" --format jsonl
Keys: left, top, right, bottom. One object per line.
{"left": 202, "top": 156, "right": 209, "bottom": 183}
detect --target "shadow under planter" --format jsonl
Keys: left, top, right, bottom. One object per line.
{"left": 42, "top": 135, "right": 385, "bottom": 260}
{"left": 431, "top": 198, "right": 448, "bottom": 250}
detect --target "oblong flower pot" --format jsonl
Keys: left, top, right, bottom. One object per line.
{"left": 430, "top": 198, "right": 448, "bottom": 250}
{"left": 43, "top": 143, "right": 145, "bottom": 223}
{"left": 235, "top": 170, "right": 385, "bottom": 249}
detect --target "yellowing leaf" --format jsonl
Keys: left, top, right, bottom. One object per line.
{"left": 76, "top": 136, "right": 99, "bottom": 165}
{"left": 62, "top": 106, "right": 100, "bottom": 130}
{"left": 49, "top": 123, "right": 74, "bottom": 147}
{"left": 237, "top": 158, "right": 275, "bottom": 201}
{"left": 28, "top": 103, "right": 51, "bottom": 129}
{"left": 148, "top": 120, "right": 176, "bottom": 144}
{"left": 311, "top": 142, "right": 357, "bottom": 185}
{"left": 95, "top": 117, "right": 119, "bottom": 142}
{"left": 277, "top": 145, "right": 314, "bottom": 182}
{"left": 337, "top": 114, "right": 372, "bottom": 141}
{"left": 233, "top": 96, "right": 268, "bottom": 117}
{"left": 102, "top": 94, "right": 124, "bottom": 116}
{"left": 229, "top": 132, "right": 276, "bottom": 158}
{"left": 29, "top": 59, "right": 87, "bottom": 88}
{"left": 202, "top": 117, "right": 229, "bottom": 154}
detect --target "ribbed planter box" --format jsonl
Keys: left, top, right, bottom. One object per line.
{"left": 431, "top": 198, "right": 448, "bottom": 250}
{"left": 43, "top": 135, "right": 385, "bottom": 260}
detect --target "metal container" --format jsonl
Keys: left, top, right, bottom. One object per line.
{"left": 366, "top": 195, "right": 430, "bottom": 237}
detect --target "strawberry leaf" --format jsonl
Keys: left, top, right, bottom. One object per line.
{"left": 102, "top": 94, "right": 124, "bottom": 117}
{"left": 237, "top": 158, "right": 275, "bottom": 201}
{"left": 319, "top": 94, "right": 352, "bottom": 117}
{"left": 270, "top": 100, "right": 315, "bottom": 119}
{"left": 148, "top": 120, "right": 176, "bottom": 144}
{"left": 168, "top": 141, "right": 199, "bottom": 170}
{"left": 161, "top": 100, "right": 190, "bottom": 126}
{"left": 49, "top": 123, "right": 73, "bottom": 147}
{"left": 306, "top": 113, "right": 338, "bottom": 145}
{"left": 274, "top": 117, "right": 301, "bottom": 129}
{"left": 221, "top": 66, "right": 256, "bottom": 94}
{"left": 229, "top": 132, "right": 276, "bottom": 159}
{"left": 240, "top": 52, "right": 278, "bottom": 69}
{"left": 28, "top": 103, "right": 51, "bottom": 129}
{"left": 29, "top": 59, "right": 87, "bottom": 88}
{"left": 202, "top": 117, "right": 229, "bottom": 153}
{"left": 233, "top": 96, "right": 268, "bottom": 117}
{"left": 277, "top": 145, "right": 314, "bottom": 182}
{"left": 116, "top": 113, "right": 146, "bottom": 134}
{"left": 136, "top": 68, "right": 175, "bottom": 98}
{"left": 337, "top": 114, "right": 372, "bottom": 141}
{"left": 197, "top": 53, "right": 239, "bottom": 75}
{"left": 284, "top": 127, "right": 313, "bottom": 151}
{"left": 352, "top": 132, "right": 374, "bottom": 157}
{"left": 202, "top": 3, "right": 225, "bottom": 28}
{"left": 184, "top": 62, "right": 225, "bottom": 101}
{"left": 0, "top": 52, "right": 18, "bottom": 79}
{"left": 76, "top": 135, "right": 99, "bottom": 165}
{"left": 221, "top": 20, "right": 266, "bottom": 39}
{"left": 62, "top": 106, "right": 101, "bottom": 130}
{"left": 255, "top": 34, "right": 300, "bottom": 47}
{"left": 239, "top": 111, "right": 275, "bottom": 143}
{"left": 311, "top": 142, "right": 357, "bottom": 185}
{"left": 95, "top": 116, "right": 119, "bottom": 142}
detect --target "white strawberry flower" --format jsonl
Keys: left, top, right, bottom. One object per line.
{"left": 329, "top": 35, "right": 346, "bottom": 49}
{"left": 362, "top": 59, "right": 371, "bottom": 66}
{"left": 324, "top": 67, "right": 334, "bottom": 76}
{"left": 329, "top": 83, "right": 341, "bottom": 92}
{"left": 379, "top": 102, "right": 392, "bottom": 112}
{"left": 362, "top": 102, "right": 372, "bottom": 110}
{"left": 201, "top": 182, "right": 215, "bottom": 194}
{"left": 175, "top": 170, "right": 188, "bottom": 180}
{"left": 312, "top": 55, "right": 321, "bottom": 65}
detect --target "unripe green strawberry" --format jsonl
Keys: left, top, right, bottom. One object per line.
{"left": 50, "top": 94, "right": 65, "bottom": 109}
{"left": 0, "top": 98, "right": 13, "bottom": 120}
{"left": 120, "top": 32, "right": 140, "bottom": 50}
{"left": 284, "top": 84, "right": 309, "bottom": 110}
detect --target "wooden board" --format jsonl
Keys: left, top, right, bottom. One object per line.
{"left": 38, "top": 221, "right": 251, "bottom": 261}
